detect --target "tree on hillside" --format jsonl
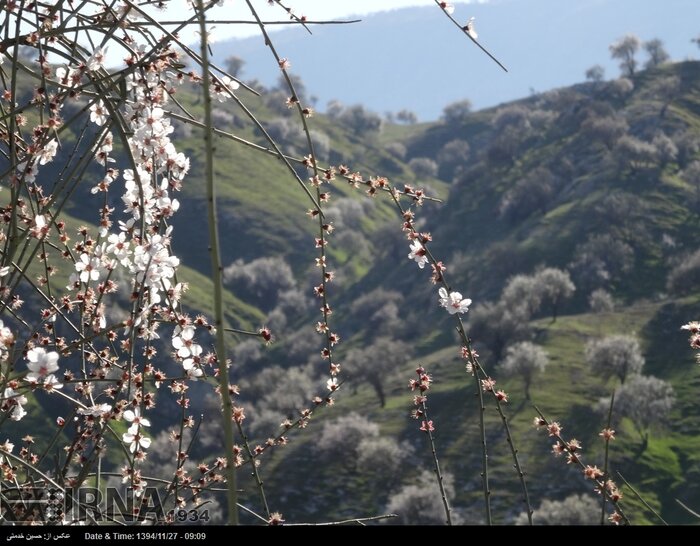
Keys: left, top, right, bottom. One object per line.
{"left": 515, "top": 494, "right": 599, "bottom": 525}
{"left": 437, "top": 139, "right": 471, "bottom": 180}
{"left": 339, "top": 104, "right": 383, "bottom": 135}
{"left": 441, "top": 99, "right": 473, "bottom": 125}
{"left": 408, "top": 157, "right": 439, "bottom": 178}
{"left": 350, "top": 289, "right": 405, "bottom": 337}
{"left": 608, "top": 77, "right": 635, "bottom": 99}
{"left": 643, "top": 38, "right": 670, "bottom": 69}
{"left": 317, "top": 413, "right": 380, "bottom": 463}
{"left": 534, "top": 267, "right": 575, "bottom": 322}
{"left": 598, "top": 375, "right": 674, "bottom": 449}
{"left": 588, "top": 288, "right": 615, "bottom": 313}
{"left": 344, "top": 337, "right": 411, "bottom": 407}
{"left": 569, "top": 233, "right": 635, "bottom": 290}
{"left": 224, "top": 55, "right": 245, "bottom": 77}
{"left": 609, "top": 34, "right": 641, "bottom": 77}
{"left": 492, "top": 104, "right": 531, "bottom": 132}
{"left": 386, "top": 470, "right": 460, "bottom": 525}
{"left": 498, "top": 166, "right": 555, "bottom": 222}
{"left": 487, "top": 126, "right": 522, "bottom": 166}
{"left": 667, "top": 248, "right": 700, "bottom": 295}
{"left": 681, "top": 161, "right": 700, "bottom": 212}
{"left": 223, "top": 256, "right": 296, "bottom": 311}
{"left": 499, "top": 341, "right": 549, "bottom": 400}
{"left": 674, "top": 131, "right": 700, "bottom": 168}
{"left": 585, "top": 335, "right": 644, "bottom": 384}
{"left": 501, "top": 274, "right": 543, "bottom": 316}
{"left": 652, "top": 132, "right": 678, "bottom": 166}
{"left": 528, "top": 108, "right": 557, "bottom": 129}
{"left": 357, "top": 437, "right": 415, "bottom": 490}
{"left": 326, "top": 99, "right": 345, "bottom": 119}
{"left": 396, "top": 109, "right": 418, "bottom": 124}
{"left": 592, "top": 192, "right": 646, "bottom": 231}
{"left": 469, "top": 301, "right": 532, "bottom": 361}
{"left": 651, "top": 75, "right": 681, "bottom": 118}
{"left": 585, "top": 64, "right": 605, "bottom": 84}
{"left": 581, "top": 115, "right": 628, "bottom": 150}
{"left": 615, "top": 134, "right": 658, "bottom": 171}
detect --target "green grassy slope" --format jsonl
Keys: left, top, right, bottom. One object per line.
{"left": 228, "top": 62, "right": 700, "bottom": 524}
{"left": 6, "top": 59, "right": 700, "bottom": 524}
{"left": 249, "top": 301, "right": 700, "bottom": 524}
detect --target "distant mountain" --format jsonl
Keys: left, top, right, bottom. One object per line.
{"left": 211, "top": 0, "right": 699, "bottom": 120}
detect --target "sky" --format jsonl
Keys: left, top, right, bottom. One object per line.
{"left": 162, "top": 0, "right": 486, "bottom": 43}
{"left": 133, "top": 0, "right": 699, "bottom": 119}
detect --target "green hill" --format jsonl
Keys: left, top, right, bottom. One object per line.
{"left": 220, "top": 62, "right": 700, "bottom": 524}
{"left": 4, "top": 57, "right": 700, "bottom": 525}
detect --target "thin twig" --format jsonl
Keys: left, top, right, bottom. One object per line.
{"left": 386, "top": 188, "right": 502, "bottom": 524}
{"left": 196, "top": 0, "right": 238, "bottom": 525}
{"left": 128, "top": 19, "right": 361, "bottom": 27}
{"left": 601, "top": 391, "right": 615, "bottom": 525}
{"left": 433, "top": 0, "right": 508, "bottom": 72}
{"left": 533, "top": 406, "right": 631, "bottom": 525}
{"left": 616, "top": 472, "right": 668, "bottom": 526}
{"left": 676, "top": 498, "right": 700, "bottom": 519}
{"left": 234, "top": 419, "right": 271, "bottom": 520}
{"left": 285, "top": 514, "right": 398, "bottom": 526}
{"left": 414, "top": 368, "right": 452, "bottom": 525}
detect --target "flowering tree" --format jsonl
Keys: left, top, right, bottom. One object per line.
{"left": 515, "top": 494, "right": 599, "bottom": 525}
{"left": 609, "top": 34, "right": 642, "bottom": 77}
{"left": 585, "top": 335, "right": 645, "bottom": 385}
{"left": 597, "top": 375, "right": 675, "bottom": 449}
{"left": 499, "top": 341, "right": 549, "bottom": 400}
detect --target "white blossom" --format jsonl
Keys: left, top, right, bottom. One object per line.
{"left": 87, "top": 47, "right": 107, "bottom": 71}
{"left": 2, "top": 387, "right": 27, "bottom": 421}
{"left": 408, "top": 240, "right": 428, "bottom": 269}
{"left": 89, "top": 100, "right": 108, "bottom": 126}
{"left": 26, "top": 347, "right": 59, "bottom": 383}
{"left": 77, "top": 403, "right": 112, "bottom": 417}
{"left": 122, "top": 424, "right": 152, "bottom": 453}
{"left": 438, "top": 287, "right": 472, "bottom": 315}
{"left": 123, "top": 408, "right": 151, "bottom": 428}
{"left": 75, "top": 253, "right": 101, "bottom": 283}
{"left": 39, "top": 139, "right": 58, "bottom": 165}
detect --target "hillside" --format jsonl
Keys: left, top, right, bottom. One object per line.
{"left": 219, "top": 60, "right": 700, "bottom": 524}
{"left": 4, "top": 44, "right": 700, "bottom": 524}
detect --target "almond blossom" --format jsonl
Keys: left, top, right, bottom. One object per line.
{"left": 172, "top": 326, "right": 202, "bottom": 360}
{"left": 75, "top": 253, "right": 102, "bottom": 283}
{"left": 408, "top": 240, "right": 428, "bottom": 269}
{"left": 0, "top": 320, "right": 14, "bottom": 362}
{"left": 87, "top": 47, "right": 108, "bottom": 71}
{"left": 25, "top": 347, "right": 59, "bottom": 383}
{"left": 439, "top": 2, "right": 455, "bottom": 15}
{"left": 123, "top": 408, "right": 151, "bottom": 428}
{"left": 438, "top": 287, "right": 472, "bottom": 314}
{"left": 122, "top": 424, "right": 152, "bottom": 453}
{"left": 2, "top": 387, "right": 27, "bottom": 421}
{"left": 89, "top": 100, "right": 108, "bottom": 126}
{"left": 77, "top": 403, "right": 112, "bottom": 417}
{"left": 39, "top": 139, "right": 58, "bottom": 165}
